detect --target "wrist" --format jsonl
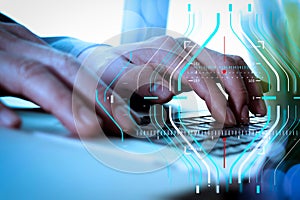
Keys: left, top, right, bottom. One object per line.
{"left": 77, "top": 44, "right": 111, "bottom": 63}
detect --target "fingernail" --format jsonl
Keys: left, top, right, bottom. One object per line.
{"left": 0, "top": 110, "right": 21, "bottom": 128}
{"left": 258, "top": 100, "right": 267, "bottom": 115}
{"left": 151, "top": 84, "right": 173, "bottom": 102}
{"left": 225, "top": 107, "right": 236, "bottom": 126}
{"left": 240, "top": 105, "right": 249, "bottom": 124}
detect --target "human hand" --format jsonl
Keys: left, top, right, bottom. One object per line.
{"left": 79, "top": 35, "right": 267, "bottom": 131}
{"left": 0, "top": 22, "right": 103, "bottom": 136}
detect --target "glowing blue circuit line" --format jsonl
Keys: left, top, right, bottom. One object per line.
{"left": 256, "top": 14, "right": 300, "bottom": 77}
{"left": 127, "top": 99, "right": 172, "bottom": 180}
{"left": 161, "top": 105, "right": 204, "bottom": 186}
{"left": 150, "top": 4, "right": 196, "bottom": 92}
{"left": 255, "top": 14, "right": 296, "bottom": 92}
{"left": 241, "top": 110, "right": 289, "bottom": 184}
{"left": 256, "top": 106, "right": 297, "bottom": 182}
{"left": 262, "top": 49, "right": 290, "bottom": 92}
{"left": 243, "top": 107, "right": 292, "bottom": 185}
{"left": 268, "top": 108, "right": 289, "bottom": 145}
{"left": 185, "top": 13, "right": 195, "bottom": 37}
{"left": 241, "top": 106, "right": 285, "bottom": 184}
{"left": 149, "top": 45, "right": 181, "bottom": 92}
{"left": 143, "top": 96, "right": 159, "bottom": 100}
{"left": 177, "top": 110, "right": 221, "bottom": 185}
{"left": 265, "top": 13, "right": 291, "bottom": 92}
{"left": 168, "top": 44, "right": 197, "bottom": 91}
{"left": 138, "top": 37, "right": 174, "bottom": 91}
{"left": 168, "top": 105, "right": 212, "bottom": 185}
{"left": 183, "top": 12, "right": 192, "bottom": 36}
{"left": 235, "top": 14, "right": 271, "bottom": 91}
{"left": 153, "top": 106, "right": 201, "bottom": 182}
{"left": 190, "top": 154, "right": 203, "bottom": 185}
{"left": 104, "top": 52, "right": 132, "bottom": 102}
{"left": 180, "top": 113, "right": 229, "bottom": 192}
{"left": 160, "top": 107, "right": 200, "bottom": 183}
{"left": 95, "top": 89, "right": 124, "bottom": 142}
{"left": 229, "top": 106, "right": 271, "bottom": 184}
{"left": 177, "top": 13, "right": 220, "bottom": 91}
{"left": 152, "top": 106, "right": 192, "bottom": 182}
{"left": 238, "top": 14, "right": 279, "bottom": 91}
{"left": 254, "top": 106, "right": 282, "bottom": 183}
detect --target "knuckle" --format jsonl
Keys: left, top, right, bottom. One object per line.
{"left": 18, "top": 59, "right": 46, "bottom": 81}
{"left": 0, "top": 29, "right": 17, "bottom": 44}
{"left": 60, "top": 53, "right": 78, "bottom": 68}
{"left": 233, "top": 55, "right": 245, "bottom": 65}
{"left": 224, "top": 56, "right": 236, "bottom": 65}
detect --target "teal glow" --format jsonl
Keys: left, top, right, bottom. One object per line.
{"left": 172, "top": 96, "right": 187, "bottom": 100}
{"left": 229, "top": 4, "right": 232, "bottom": 12}
{"left": 188, "top": 3, "right": 191, "bottom": 12}
{"left": 95, "top": 89, "right": 124, "bottom": 141}
{"left": 143, "top": 96, "right": 159, "bottom": 100}
{"left": 261, "top": 96, "right": 277, "bottom": 100}
{"left": 256, "top": 185, "right": 260, "bottom": 194}
{"left": 248, "top": 4, "right": 252, "bottom": 12}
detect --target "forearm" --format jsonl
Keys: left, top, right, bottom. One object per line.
{"left": 0, "top": 12, "right": 109, "bottom": 61}
{"left": 42, "top": 37, "right": 110, "bottom": 59}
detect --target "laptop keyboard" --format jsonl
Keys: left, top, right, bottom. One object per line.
{"left": 150, "top": 115, "right": 270, "bottom": 157}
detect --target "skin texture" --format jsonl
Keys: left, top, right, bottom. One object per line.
{"left": 0, "top": 22, "right": 266, "bottom": 138}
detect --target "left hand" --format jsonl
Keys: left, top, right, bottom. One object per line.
{"left": 78, "top": 35, "right": 267, "bottom": 128}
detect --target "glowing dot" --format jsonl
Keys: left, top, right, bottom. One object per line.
{"left": 222, "top": 69, "right": 227, "bottom": 74}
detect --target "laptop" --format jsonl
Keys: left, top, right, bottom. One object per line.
{"left": 1, "top": 93, "right": 294, "bottom": 196}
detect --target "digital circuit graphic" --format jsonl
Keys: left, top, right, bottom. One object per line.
{"left": 72, "top": 1, "right": 300, "bottom": 198}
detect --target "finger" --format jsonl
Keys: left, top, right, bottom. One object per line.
{"left": 0, "top": 28, "right": 104, "bottom": 115}
{"left": 93, "top": 50, "right": 175, "bottom": 104}
{"left": 94, "top": 81, "right": 140, "bottom": 137}
{"left": 177, "top": 39, "right": 250, "bottom": 124}
{"left": 185, "top": 66, "right": 237, "bottom": 126}
{"left": 0, "top": 22, "right": 48, "bottom": 45}
{"left": 73, "top": 49, "right": 142, "bottom": 137}
{"left": 0, "top": 28, "right": 82, "bottom": 89}
{"left": 0, "top": 52, "right": 100, "bottom": 137}
{"left": 261, "top": 80, "right": 271, "bottom": 93}
{"left": 0, "top": 101, "right": 21, "bottom": 128}
{"left": 131, "top": 37, "right": 237, "bottom": 125}
{"left": 214, "top": 56, "right": 250, "bottom": 124}
{"left": 181, "top": 39, "right": 266, "bottom": 120}
{"left": 234, "top": 56, "right": 267, "bottom": 116}
{"left": 119, "top": 36, "right": 193, "bottom": 83}
{"left": 118, "top": 63, "right": 174, "bottom": 104}
{"left": 172, "top": 38, "right": 237, "bottom": 125}
{"left": 140, "top": 40, "right": 237, "bottom": 125}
